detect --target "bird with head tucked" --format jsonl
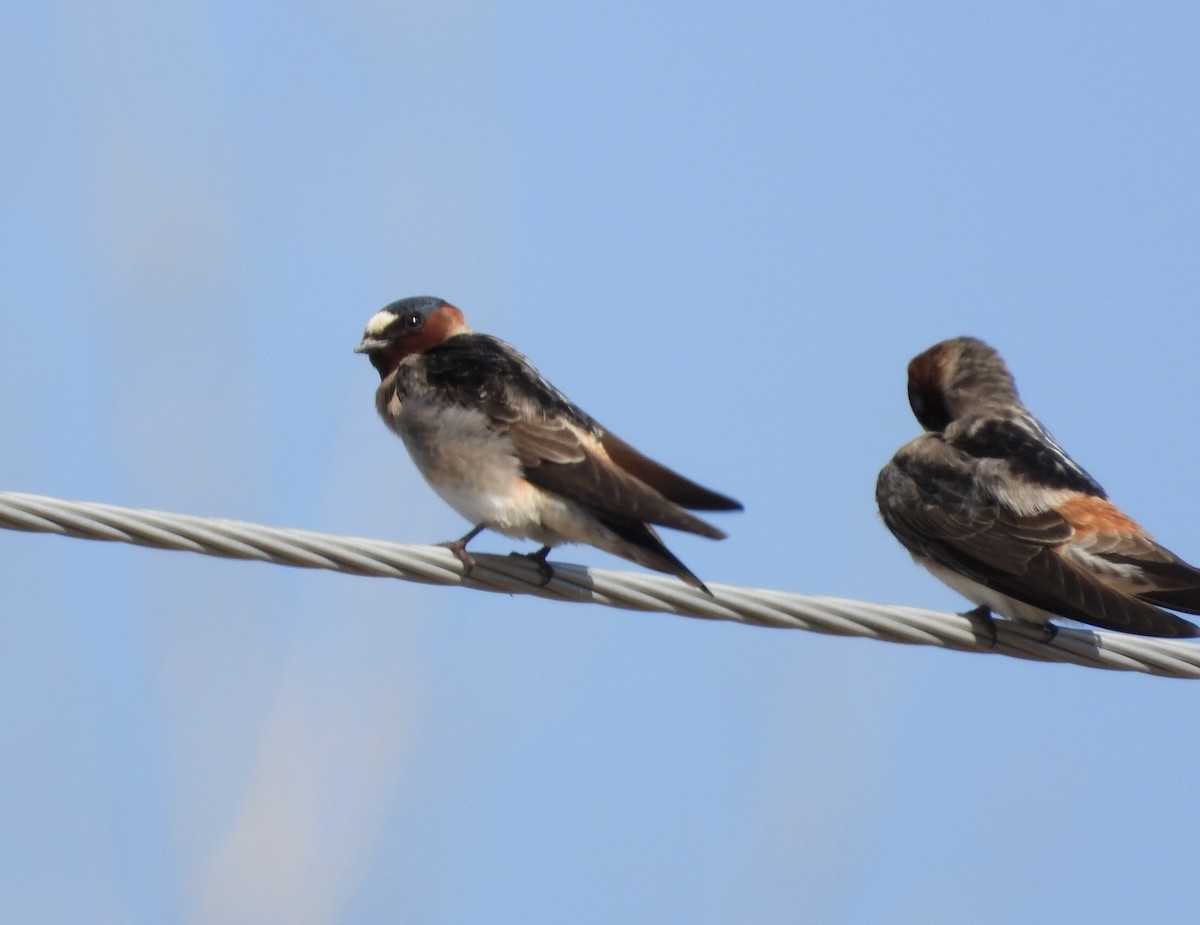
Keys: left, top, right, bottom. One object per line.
{"left": 877, "top": 336, "right": 1200, "bottom": 638}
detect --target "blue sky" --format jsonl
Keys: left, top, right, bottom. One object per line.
{"left": 3, "top": 1, "right": 1200, "bottom": 922}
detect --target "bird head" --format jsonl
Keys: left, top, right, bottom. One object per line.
{"left": 906, "top": 336, "right": 1019, "bottom": 433}
{"left": 354, "top": 296, "right": 471, "bottom": 379}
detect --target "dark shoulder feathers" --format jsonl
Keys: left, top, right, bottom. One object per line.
{"left": 420, "top": 334, "right": 600, "bottom": 434}
{"left": 948, "top": 411, "right": 1106, "bottom": 497}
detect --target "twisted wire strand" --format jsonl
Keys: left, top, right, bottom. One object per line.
{"left": 2, "top": 490, "right": 1197, "bottom": 679}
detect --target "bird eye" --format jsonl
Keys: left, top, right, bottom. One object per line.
{"left": 405, "top": 313, "right": 422, "bottom": 329}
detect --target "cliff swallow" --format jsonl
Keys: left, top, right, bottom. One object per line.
{"left": 355, "top": 296, "right": 741, "bottom": 592}
{"left": 876, "top": 336, "right": 1200, "bottom": 638}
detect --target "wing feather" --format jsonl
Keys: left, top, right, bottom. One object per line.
{"left": 599, "top": 430, "right": 742, "bottom": 511}
{"left": 522, "top": 429, "right": 726, "bottom": 539}
{"left": 878, "top": 436, "right": 1199, "bottom": 637}
{"left": 421, "top": 334, "right": 732, "bottom": 538}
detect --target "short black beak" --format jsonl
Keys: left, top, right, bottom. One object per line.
{"left": 354, "top": 336, "right": 390, "bottom": 354}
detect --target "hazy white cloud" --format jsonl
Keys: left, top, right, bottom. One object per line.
{"left": 190, "top": 643, "right": 416, "bottom": 925}
{"left": 721, "top": 643, "right": 908, "bottom": 922}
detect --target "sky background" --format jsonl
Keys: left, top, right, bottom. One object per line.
{"left": 3, "top": 1, "right": 1200, "bottom": 922}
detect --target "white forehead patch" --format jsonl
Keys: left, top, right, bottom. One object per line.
{"left": 364, "top": 310, "right": 396, "bottom": 337}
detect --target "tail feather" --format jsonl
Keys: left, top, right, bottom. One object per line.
{"left": 1135, "top": 587, "right": 1200, "bottom": 617}
{"left": 595, "top": 513, "right": 713, "bottom": 595}
{"left": 1023, "top": 551, "right": 1200, "bottom": 638}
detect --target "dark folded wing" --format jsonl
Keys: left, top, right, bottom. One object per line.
{"left": 1092, "top": 546, "right": 1200, "bottom": 615}
{"left": 950, "top": 412, "right": 1106, "bottom": 495}
{"left": 597, "top": 430, "right": 742, "bottom": 511}
{"left": 877, "top": 450, "right": 1069, "bottom": 580}
{"left": 421, "top": 334, "right": 601, "bottom": 433}
{"left": 422, "top": 334, "right": 732, "bottom": 537}
{"left": 877, "top": 440, "right": 1199, "bottom": 637}
{"left": 516, "top": 419, "right": 725, "bottom": 538}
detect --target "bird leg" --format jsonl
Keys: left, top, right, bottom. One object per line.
{"left": 441, "top": 524, "right": 486, "bottom": 575}
{"left": 510, "top": 545, "right": 555, "bottom": 587}
{"left": 963, "top": 605, "right": 999, "bottom": 649}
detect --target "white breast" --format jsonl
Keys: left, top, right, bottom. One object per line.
{"left": 917, "top": 556, "right": 1055, "bottom": 627}
{"left": 387, "top": 395, "right": 548, "bottom": 537}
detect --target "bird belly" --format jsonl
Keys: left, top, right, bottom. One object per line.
{"left": 916, "top": 556, "right": 1055, "bottom": 626}
{"left": 393, "top": 402, "right": 552, "bottom": 539}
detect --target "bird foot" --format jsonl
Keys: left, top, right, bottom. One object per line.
{"left": 441, "top": 525, "right": 485, "bottom": 576}
{"left": 963, "top": 605, "right": 998, "bottom": 648}
{"left": 440, "top": 539, "right": 477, "bottom": 575}
{"left": 510, "top": 545, "right": 555, "bottom": 587}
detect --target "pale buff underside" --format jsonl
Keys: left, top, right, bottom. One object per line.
{"left": 915, "top": 556, "right": 1056, "bottom": 626}
{"left": 915, "top": 549, "right": 1150, "bottom": 628}
{"left": 377, "top": 381, "right": 672, "bottom": 571}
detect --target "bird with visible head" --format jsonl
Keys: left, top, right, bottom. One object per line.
{"left": 877, "top": 335, "right": 1200, "bottom": 639}
{"left": 355, "top": 296, "right": 742, "bottom": 592}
